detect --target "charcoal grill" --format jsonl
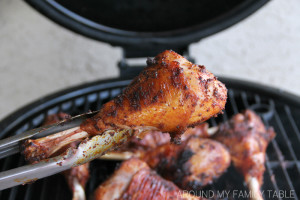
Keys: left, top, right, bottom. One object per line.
{"left": 0, "top": 78, "right": 299, "bottom": 200}
{"left": 1, "top": 0, "right": 300, "bottom": 199}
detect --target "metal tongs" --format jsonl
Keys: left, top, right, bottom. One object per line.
{"left": 0, "top": 111, "right": 134, "bottom": 190}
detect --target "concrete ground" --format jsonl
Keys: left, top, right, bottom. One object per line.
{"left": 0, "top": 0, "right": 299, "bottom": 121}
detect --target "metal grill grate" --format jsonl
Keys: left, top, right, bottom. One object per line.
{"left": 0, "top": 78, "right": 299, "bottom": 200}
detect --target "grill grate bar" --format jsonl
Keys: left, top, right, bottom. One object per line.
{"left": 265, "top": 155, "right": 282, "bottom": 200}
{"left": 71, "top": 99, "right": 77, "bottom": 113}
{"left": 209, "top": 118, "right": 217, "bottom": 127}
{"left": 241, "top": 92, "right": 284, "bottom": 199}
{"left": 267, "top": 161, "right": 299, "bottom": 168}
{"left": 241, "top": 92, "right": 250, "bottom": 108}
{"left": 23, "top": 185, "right": 33, "bottom": 200}
{"left": 39, "top": 179, "right": 48, "bottom": 200}
{"left": 254, "top": 94, "right": 261, "bottom": 104}
{"left": 8, "top": 156, "right": 24, "bottom": 200}
{"left": 270, "top": 137, "right": 298, "bottom": 200}
{"left": 273, "top": 105, "right": 300, "bottom": 174}
{"left": 84, "top": 96, "right": 90, "bottom": 113}
{"left": 284, "top": 106, "right": 300, "bottom": 143}
{"left": 96, "top": 93, "right": 103, "bottom": 111}
{"left": 0, "top": 156, "right": 13, "bottom": 198}
{"left": 271, "top": 109, "right": 300, "bottom": 199}
{"left": 8, "top": 187, "right": 18, "bottom": 200}
{"left": 55, "top": 178, "right": 63, "bottom": 200}
{"left": 228, "top": 90, "right": 239, "bottom": 114}
{"left": 59, "top": 102, "right": 64, "bottom": 114}
{"left": 261, "top": 109, "right": 298, "bottom": 200}
{"left": 221, "top": 109, "right": 228, "bottom": 123}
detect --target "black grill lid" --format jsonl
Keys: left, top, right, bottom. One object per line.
{"left": 25, "top": 0, "right": 268, "bottom": 50}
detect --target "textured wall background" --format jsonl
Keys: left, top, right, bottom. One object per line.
{"left": 0, "top": 0, "right": 299, "bottom": 121}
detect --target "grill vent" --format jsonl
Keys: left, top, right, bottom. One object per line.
{"left": 0, "top": 79, "right": 299, "bottom": 200}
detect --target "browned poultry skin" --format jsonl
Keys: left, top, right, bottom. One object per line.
{"left": 81, "top": 50, "right": 227, "bottom": 142}
{"left": 116, "top": 131, "right": 171, "bottom": 154}
{"left": 142, "top": 137, "right": 231, "bottom": 190}
{"left": 93, "top": 158, "right": 200, "bottom": 200}
{"left": 22, "top": 50, "right": 227, "bottom": 162}
{"left": 121, "top": 169, "right": 199, "bottom": 200}
{"left": 213, "top": 110, "right": 276, "bottom": 187}
{"left": 93, "top": 158, "right": 149, "bottom": 200}
{"left": 181, "top": 123, "right": 210, "bottom": 140}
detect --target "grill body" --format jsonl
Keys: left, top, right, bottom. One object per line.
{"left": 0, "top": 77, "right": 299, "bottom": 200}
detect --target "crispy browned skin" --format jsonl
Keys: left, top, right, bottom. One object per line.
{"left": 93, "top": 158, "right": 200, "bottom": 200}
{"left": 116, "top": 131, "right": 171, "bottom": 154}
{"left": 22, "top": 50, "right": 227, "bottom": 162}
{"left": 142, "top": 137, "right": 231, "bottom": 190}
{"left": 213, "top": 110, "right": 276, "bottom": 187}
{"left": 120, "top": 169, "right": 199, "bottom": 200}
{"left": 181, "top": 123, "right": 210, "bottom": 141}
{"left": 81, "top": 50, "right": 227, "bottom": 142}
{"left": 93, "top": 158, "right": 149, "bottom": 200}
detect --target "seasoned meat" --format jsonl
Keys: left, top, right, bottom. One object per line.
{"left": 23, "top": 50, "right": 227, "bottom": 165}
{"left": 93, "top": 158, "right": 149, "bottom": 200}
{"left": 114, "top": 123, "right": 209, "bottom": 154}
{"left": 142, "top": 137, "right": 231, "bottom": 190}
{"left": 213, "top": 110, "right": 276, "bottom": 200}
{"left": 93, "top": 158, "right": 201, "bottom": 200}
{"left": 82, "top": 50, "right": 227, "bottom": 143}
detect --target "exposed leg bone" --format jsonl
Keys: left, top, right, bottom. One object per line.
{"left": 247, "top": 177, "right": 263, "bottom": 200}
{"left": 22, "top": 125, "right": 157, "bottom": 163}
{"left": 72, "top": 178, "right": 86, "bottom": 200}
{"left": 22, "top": 127, "right": 88, "bottom": 163}
{"left": 62, "top": 162, "right": 90, "bottom": 200}
{"left": 0, "top": 129, "right": 135, "bottom": 190}
{"left": 100, "top": 151, "right": 135, "bottom": 160}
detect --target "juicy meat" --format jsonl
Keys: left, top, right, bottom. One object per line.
{"left": 93, "top": 158, "right": 149, "bottom": 200}
{"left": 115, "top": 131, "right": 171, "bottom": 154}
{"left": 120, "top": 169, "right": 198, "bottom": 200}
{"left": 81, "top": 50, "right": 227, "bottom": 142}
{"left": 142, "top": 137, "right": 231, "bottom": 190}
{"left": 93, "top": 158, "right": 200, "bottom": 200}
{"left": 114, "top": 123, "right": 209, "bottom": 154}
{"left": 180, "top": 122, "right": 211, "bottom": 141}
{"left": 213, "top": 110, "right": 275, "bottom": 193}
{"left": 22, "top": 50, "right": 227, "bottom": 162}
